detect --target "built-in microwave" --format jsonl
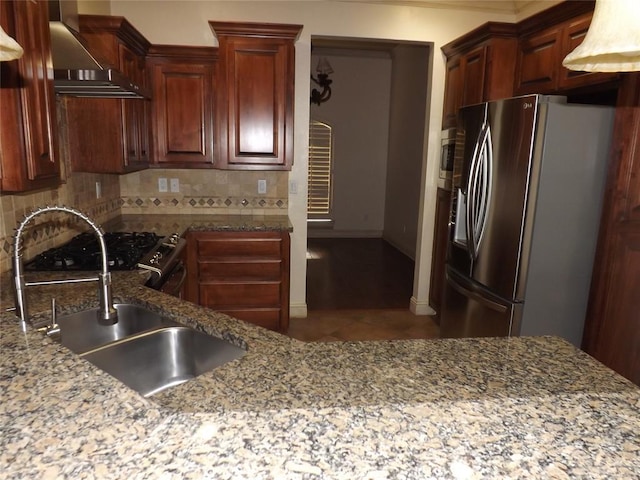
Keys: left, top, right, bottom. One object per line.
{"left": 440, "top": 128, "right": 456, "bottom": 181}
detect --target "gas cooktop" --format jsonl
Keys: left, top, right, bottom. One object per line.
{"left": 25, "top": 232, "right": 162, "bottom": 271}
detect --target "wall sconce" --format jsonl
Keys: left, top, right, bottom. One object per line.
{"left": 563, "top": 0, "right": 640, "bottom": 72}
{"left": 0, "top": 26, "right": 24, "bottom": 62}
{"left": 310, "top": 57, "right": 334, "bottom": 105}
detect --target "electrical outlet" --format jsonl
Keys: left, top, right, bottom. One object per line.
{"left": 170, "top": 178, "right": 180, "bottom": 193}
{"left": 258, "top": 179, "right": 267, "bottom": 194}
{"left": 158, "top": 178, "right": 168, "bottom": 192}
{"left": 95, "top": 181, "right": 102, "bottom": 199}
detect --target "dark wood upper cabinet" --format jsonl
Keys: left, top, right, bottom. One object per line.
{"left": 515, "top": 1, "right": 619, "bottom": 96}
{"left": 441, "top": 23, "right": 517, "bottom": 129}
{"left": 557, "top": 11, "right": 618, "bottom": 91}
{"left": 444, "top": 2, "right": 619, "bottom": 129}
{"left": 210, "top": 22, "right": 302, "bottom": 170}
{"left": 514, "top": 26, "right": 560, "bottom": 94}
{"left": 442, "top": 56, "right": 463, "bottom": 129}
{"left": 0, "top": 0, "right": 61, "bottom": 193}
{"left": 64, "top": 15, "right": 151, "bottom": 174}
{"left": 147, "top": 46, "right": 217, "bottom": 168}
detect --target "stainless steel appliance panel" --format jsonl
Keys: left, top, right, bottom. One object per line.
{"left": 517, "top": 102, "right": 614, "bottom": 345}
{"left": 449, "top": 95, "right": 539, "bottom": 301}
{"left": 440, "top": 266, "right": 522, "bottom": 338}
{"left": 440, "top": 94, "right": 614, "bottom": 346}
{"left": 439, "top": 128, "right": 457, "bottom": 183}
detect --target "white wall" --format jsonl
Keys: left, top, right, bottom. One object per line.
{"left": 310, "top": 52, "right": 392, "bottom": 237}
{"left": 107, "top": 0, "right": 517, "bottom": 317}
{"left": 383, "top": 44, "right": 430, "bottom": 259}
{"left": 78, "top": 0, "right": 110, "bottom": 15}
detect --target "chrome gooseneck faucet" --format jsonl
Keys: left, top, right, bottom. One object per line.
{"left": 12, "top": 205, "right": 118, "bottom": 331}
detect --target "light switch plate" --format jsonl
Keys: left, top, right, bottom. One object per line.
{"left": 258, "top": 179, "right": 267, "bottom": 194}
{"left": 158, "top": 178, "right": 168, "bottom": 192}
{"left": 170, "top": 178, "right": 180, "bottom": 193}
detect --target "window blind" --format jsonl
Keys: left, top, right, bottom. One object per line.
{"left": 308, "top": 120, "right": 333, "bottom": 219}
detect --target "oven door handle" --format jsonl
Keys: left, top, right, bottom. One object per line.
{"left": 165, "top": 261, "right": 187, "bottom": 297}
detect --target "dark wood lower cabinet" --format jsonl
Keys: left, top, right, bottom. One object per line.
{"left": 582, "top": 73, "right": 640, "bottom": 386}
{"left": 429, "top": 187, "right": 452, "bottom": 320}
{"left": 185, "top": 231, "right": 290, "bottom": 332}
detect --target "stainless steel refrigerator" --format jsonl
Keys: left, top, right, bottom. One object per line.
{"left": 439, "top": 94, "right": 614, "bottom": 347}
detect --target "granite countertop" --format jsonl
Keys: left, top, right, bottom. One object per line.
{"left": 1, "top": 216, "right": 639, "bottom": 478}
{"left": 103, "top": 213, "right": 293, "bottom": 238}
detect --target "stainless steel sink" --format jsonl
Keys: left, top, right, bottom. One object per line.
{"left": 81, "top": 326, "right": 246, "bottom": 397}
{"left": 56, "top": 303, "right": 177, "bottom": 354}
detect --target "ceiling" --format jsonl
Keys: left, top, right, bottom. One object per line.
{"left": 313, "top": 0, "right": 563, "bottom": 55}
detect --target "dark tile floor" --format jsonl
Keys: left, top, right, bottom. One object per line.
{"left": 287, "top": 238, "right": 440, "bottom": 342}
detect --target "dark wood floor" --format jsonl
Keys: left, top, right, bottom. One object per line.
{"left": 305, "top": 238, "right": 416, "bottom": 310}
{"left": 287, "top": 238, "right": 439, "bottom": 342}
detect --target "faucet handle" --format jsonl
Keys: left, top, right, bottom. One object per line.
{"left": 37, "top": 298, "right": 60, "bottom": 338}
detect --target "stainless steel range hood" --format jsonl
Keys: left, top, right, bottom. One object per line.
{"left": 48, "top": 0, "right": 150, "bottom": 98}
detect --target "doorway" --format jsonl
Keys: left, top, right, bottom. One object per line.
{"left": 306, "top": 37, "right": 431, "bottom": 313}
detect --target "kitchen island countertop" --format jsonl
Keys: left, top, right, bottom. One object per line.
{"left": 1, "top": 265, "right": 639, "bottom": 479}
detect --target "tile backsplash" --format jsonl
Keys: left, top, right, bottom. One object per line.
{"left": 0, "top": 168, "right": 288, "bottom": 274}
{"left": 120, "top": 169, "right": 288, "bottom": 215}
{"left": 0, "top": 172, "right": 121, "bottom": 273}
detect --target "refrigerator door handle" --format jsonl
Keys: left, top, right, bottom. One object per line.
{"left": 446, "top": 268, "right": 508, "bottom": 314}
{"left": 474, "top": 125, "right": 493, "bottom": 254}
{"left": 466, "top": 125, "right": 484, "bottom": 258}
{"left": 467, "top": 123, "right": 492, "bottom": 261}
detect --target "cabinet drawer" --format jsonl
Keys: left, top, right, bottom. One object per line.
{"left": 197, "top": 237, "right": 282, "bottom": 258}
{"left": 198, "top": 259, "right": 281, "bottom": 280}
{"left": 217, "top": 308, "right": 281, "bottom": 330}
{"left": 200, "top": 282, "right": 281, "bottom": 308}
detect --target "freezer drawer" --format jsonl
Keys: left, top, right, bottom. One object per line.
{"left": 440, "top": 266, "right": 523, "bottom": 339}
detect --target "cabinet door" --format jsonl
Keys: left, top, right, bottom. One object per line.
{"left": 211, "top": 22, "right": 302, "bottom": 171}
{"left": 429, "top": 187, "right": 452, "bottom": 320}
{"left": 119, "top": 44, "right": 150, "bottom": 169}
{"left": 558, "top": 12, "right": 618, "bottom": 90}
{"left": 151, "top": 61, "right": 215, "bottom": 166}
{"left": 515, "top": 26, "right": 561, "bottom": 95}
{"left": 65, "top": 15, "right": 149, "bottom": 174}
{"left": 218, "top": 37, "right": 292, "bottom": 169}
{"left": 442, "top": 56, "right": 463, "bottom": 129}
{"left": 441, "top": 48, "right": 486, "bottom": 130}
{"left": 0, "top": 0, "right": 60, "bottom": 192}
{"left": 64, "top": 97, "right": 125, "bottom": 173}
{"left": 461, "top": 46, "right": 486, "bottom": 106}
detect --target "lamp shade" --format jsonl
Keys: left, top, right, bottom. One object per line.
{"left": 0, "top": 26, "right": 23, "bottom": 61}
{"left": 316, "top": 57, "right": 334, "bottom": 76}
{"left": 562, "top": 0, "right": 640, "bottom": 72}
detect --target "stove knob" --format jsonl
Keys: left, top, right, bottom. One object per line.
{"left": 169, "top": 233, "right": 180, "bottom": 244}
{"left": 150, "top": 252, "right": 163, "bottom": 264}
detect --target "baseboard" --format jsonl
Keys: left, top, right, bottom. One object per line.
{"left": 382, "top": 235, "right": 416, "bottom": 261}
{"left": 307, "top": 229, "right": 383, "bottom": 239}
{"left": 410, "top": 296, "right": 436, "bottom": 316}
{"left": 290, "top": 302, "right": 308, "bottom": 318}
